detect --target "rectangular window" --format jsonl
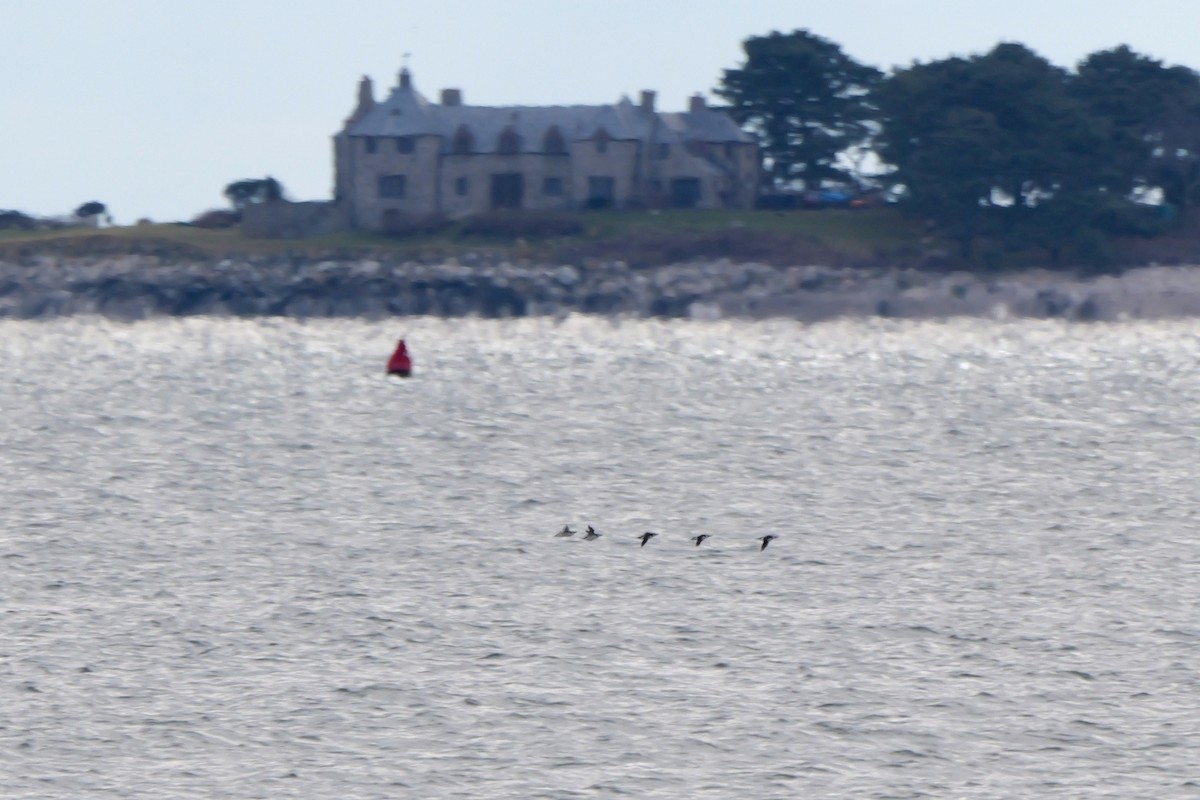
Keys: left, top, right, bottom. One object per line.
{"left": 378, "top": 174, "right": 406, "bottom": 199}
{"left": 542, "top": 177, "right": 563, "bottom": 196}
{"left": 656, "top": 143, "right": 670, "bottom": 159}
{"left": 455, "top": 177, "right": 468, "bottom": 196}
{"left": 396, "top": 137, "right": 414, "bottom": 154}
{"left": 365, "top": 137, "right": 378, "bottom": 154}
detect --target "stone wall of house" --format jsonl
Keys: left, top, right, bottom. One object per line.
{"left": 517, "top": 154, "right": 574, "bottom": 213}
{"left": 343, "top": 136, "right": 677, "bottom": 223}
{"left": 728, "top": 144, "right": 759, "bottom": 209}
{"left": 439, "top": 151, "right": 579, "bottom": 217}
{"left": 437, "top": 154, "right": 475, "bottom": 218}
{"left": 350, "top": 135, "right": 444, "bottom": 227}
{"left": 332, "top": 135, "right": 352, "bottom": 208}
{"left": 569, "top": 139, "right": 641, "bottom": 208}
{"left": 335, "top": 127, "right": 759, "bottom": 230}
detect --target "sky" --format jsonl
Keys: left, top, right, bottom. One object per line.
{"left": 5, "top": 0, "right": 1200, "bottom": 225}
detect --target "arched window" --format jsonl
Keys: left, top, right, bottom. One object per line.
{"left": 452, "top": 125, "right": 475, "bottom": 155}
{"left": 543, "top": 126, "right": 567, "bottom": 155}
{"left": 497, "top": 126, "right": 521, "bottom": 155}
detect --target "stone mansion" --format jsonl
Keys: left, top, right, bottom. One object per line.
{"left": 333, "top": 68, "right": 759, "bottom": 231}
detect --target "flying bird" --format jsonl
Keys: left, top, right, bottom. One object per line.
{"left": 583, "top": 525, "right": 601, "bottom": 540}
{"left": 758, "top": 534, "right": 777, "bottom": 551}
{"left": 691, "top": 534, "right": 711, "bottom": 546}
{"left": 555, "top": 525, "right": 576, "bottom": 538}
{"left": 638, "top": 532, "right": 658, "bottom": 547}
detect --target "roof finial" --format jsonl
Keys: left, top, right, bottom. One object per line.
{"left": 399, "top": 53, "right": 412, "bottom": 89}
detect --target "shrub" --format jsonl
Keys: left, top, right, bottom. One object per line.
{"left": 0, "top": 210, "right": 36, "bottom": 230}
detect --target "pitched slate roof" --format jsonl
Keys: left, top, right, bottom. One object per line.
{"left": 342, "top": 73, "right": 754, "bottom": 153}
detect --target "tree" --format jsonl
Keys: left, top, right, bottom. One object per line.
{"left": 874, "top": 43, "right": 1114, "bottom": 261}
{"left": 74, "top": 201, "right": 107, "bottom": 218}
{"left": 1070, "top": 45, "right": 1200, "bottom": 210}
{"left": 716, "top": 30, "right": 882, "bottom": 189}
{"left": 223, "top": 176, "right": 285, "bottom": 211}
{"left": 1148, "top": 98, "right": 1200, "bottom": 210}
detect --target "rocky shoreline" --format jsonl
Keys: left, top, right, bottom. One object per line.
{"left": 3, "top": 252, "right": 1200, "bottom": 322}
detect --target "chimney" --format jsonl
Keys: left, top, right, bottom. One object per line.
{"left": 640, "top": 90, "right": 656, "bottom": 113}
{"left": 441, "top": 88, "right": 463, "bottom": 106}
{"left": 688, "top": 93, "right": 707, "bottom": 113}
{"left": 399, "top": 67, "right": 412, "bottom": 89}
{"left": 344, "top": 75, "right": 376, "bottom": 128}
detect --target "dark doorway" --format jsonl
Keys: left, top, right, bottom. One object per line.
{"left": 586, "top": 176, "right": 615, "bottom": 209}
{"left": 670, "top": 178, "right": 702, "bottom": 208}
{"left": 490, "top": 173, "right": 525, "bottom": 209}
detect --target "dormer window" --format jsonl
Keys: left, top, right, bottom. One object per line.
{"left": 396, "top": 136, "right": 414, "bottom": 154}
{"left": 594, "top": 129, "right": 610, "bottom": 154}
{"left": 543, "top": 126, "right": 567, "bottom": 155}
{"left": 364, "top": 137, "right": 378, "bottom": 154}
{"left": 497, "top": 126, "right": 521, "bottom": 155}
{"left": 452, "top": 125, "right": 474, "bottom": 155}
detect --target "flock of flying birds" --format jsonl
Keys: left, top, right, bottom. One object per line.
{"left": 555, "top": 524, "right": 778, "bottom": 551}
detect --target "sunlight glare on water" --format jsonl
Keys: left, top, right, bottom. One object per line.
{"left": 2, "top": 315, "right": 1200, "bottom": 798}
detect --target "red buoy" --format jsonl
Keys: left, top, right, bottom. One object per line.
{"left": 387, "top": 338, "right": 413, "bottom": 377}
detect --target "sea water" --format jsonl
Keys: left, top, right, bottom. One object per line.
{"left": 2, "top": 314, "right": 1199, "bottom": 799}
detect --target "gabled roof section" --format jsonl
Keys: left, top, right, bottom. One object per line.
{"left": 660, "top": 110, "right": 756, "bottom": 144}
{"left": 344, "top": 77, "right": 436, "bottom": 137}
{"left": 341, "top": 71, "right": 753, "bottom": 150}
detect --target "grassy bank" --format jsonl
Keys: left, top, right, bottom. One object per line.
{"left": 2, "top": 207, "right": 1198, "bottom": 270}
{"left": 0, "top": 208, "right": 930, "bottom": 266}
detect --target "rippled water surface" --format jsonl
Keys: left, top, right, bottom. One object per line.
{"left": 3, "top": 315, "right": 1200, "bottom": 798}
